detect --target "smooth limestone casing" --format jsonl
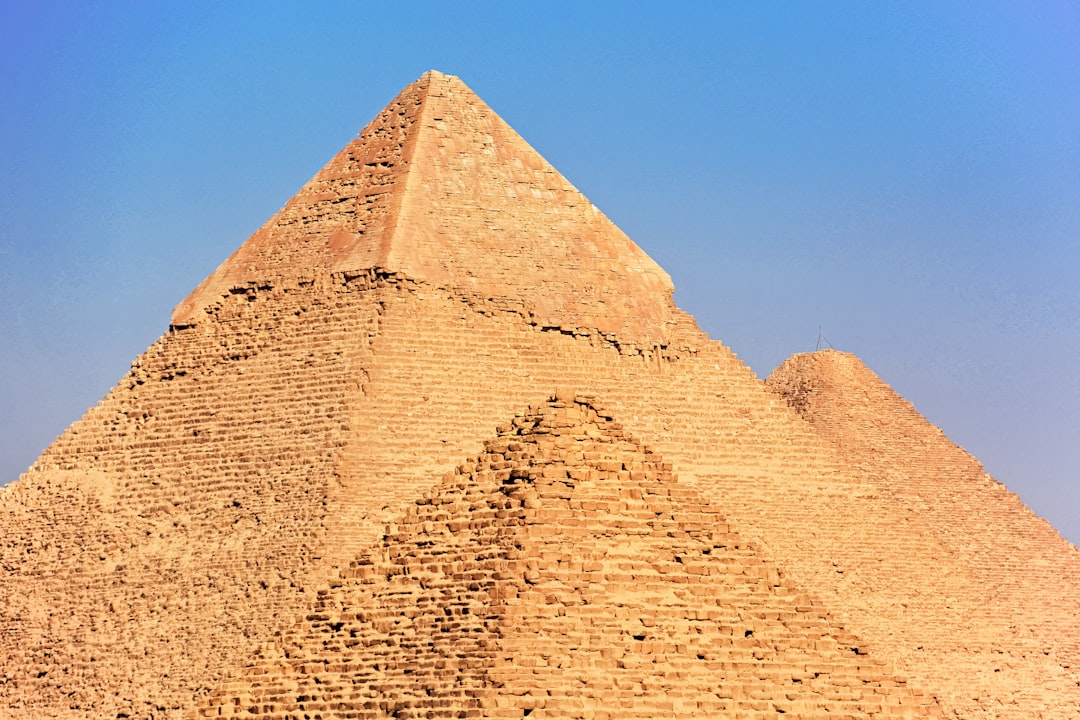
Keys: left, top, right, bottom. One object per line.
{"left": 171, "top": 72, "right": 675, "bottom": 344}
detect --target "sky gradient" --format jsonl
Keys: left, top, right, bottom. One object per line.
{"left": 2, "top": 1, "right": 1078, "bottom": 543}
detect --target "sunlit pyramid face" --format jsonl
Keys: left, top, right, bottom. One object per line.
{"left": 2, "top": 71, "right": 1077, "bottom": 720}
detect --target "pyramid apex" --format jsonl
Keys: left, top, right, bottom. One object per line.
{"left": 775, "top": 348, "right": 873, "bottom": 375}
{"left": 418, "top": 68, "right": 455, "bottom": 80}
{"left": 768, "top": 349, "right": 869, "bottom": 397}
{"left": 782, "top": 348, "right": 861, "bottom": 367}
{"left": 172, "top": 72, "right": 675, "bottom": 343}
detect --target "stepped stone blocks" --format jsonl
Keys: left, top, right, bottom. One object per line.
{"left": 767, "top": 350, "right": 1080, "bottom": 714}
{"left": 2, "top": 71, "right": 1078, "bottom": 718}
{"left": 1, "top": 273, "right": 386, "bottom": 716}
{"left": 200, "top": 397, "right": 941, "bottom": 719}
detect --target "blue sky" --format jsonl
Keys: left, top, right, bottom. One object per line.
{"left": 1, "top": 1, "right": 1077, "bottom": 543}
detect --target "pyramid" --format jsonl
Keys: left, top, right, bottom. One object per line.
{"left": 2, "top": 71, "right": 1078, "bottom": 719}
{"left": 198, "top": 397, "right": 940, "bottom": 718}
{"left": 766, "top": 350, "right": 1080, "bottom": 697}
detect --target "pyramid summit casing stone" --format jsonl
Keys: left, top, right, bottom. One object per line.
{"left": 172, "top": 71, "right": 675, "bottom": 345}
{"left": 2, "top": 71, "right": 1078, "bottom": 719}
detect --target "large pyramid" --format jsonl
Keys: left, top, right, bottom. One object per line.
{"left": 2, "top": 71, "right": 1077, "bottom": 719}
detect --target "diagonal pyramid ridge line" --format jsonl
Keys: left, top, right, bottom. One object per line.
{"left": 766, "top": 349, "right": 1080, "bottom": 663}
{"left": 173, "top": 71, "right": 676, "bottom": 343}
{"left": 171, "top": 72, "right": 435, "bottom": 325}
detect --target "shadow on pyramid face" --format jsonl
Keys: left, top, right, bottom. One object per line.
{"left": 199, "top": 396, "right": 938, "bottom": 718}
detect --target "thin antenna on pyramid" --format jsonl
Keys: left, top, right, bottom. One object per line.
{"left": 816, "top": 325, "right": 836, "bottom": 351}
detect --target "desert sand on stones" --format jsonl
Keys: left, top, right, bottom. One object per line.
{"left": 2, "top": 71, "right": 1078, "bottom": 719}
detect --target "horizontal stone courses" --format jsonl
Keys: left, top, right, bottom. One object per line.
{"left": 192, "top": 396, "right": 939, "bottom": 717}
{"left": 6, "top": 70, "right": 1078, "bottom": 719}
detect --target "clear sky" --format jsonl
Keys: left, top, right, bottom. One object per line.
{"left": 1, "top": 1, "right": 1077, "bottom": 544}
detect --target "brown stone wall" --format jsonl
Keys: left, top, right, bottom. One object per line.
{"left": 1, "top": 274, "right": 384, "bottom": 716}
{"left": 330, "top": 281, "right": 1080, "bottom": 719}
{"left": 767, "top": 350, "right": 1080, "bottom": 715}
{"left": 199, "top": 398, "right": 940, "bottom": 719}
{"left": 4, "top": 276, "right": 1080, "bottom": 718}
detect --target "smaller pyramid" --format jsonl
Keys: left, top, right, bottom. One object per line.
{"left": 767, "top": 349, "right": 1080, "bottom": 711}
{"left": 200, "top": 395, "right": 941, "bottom": 718}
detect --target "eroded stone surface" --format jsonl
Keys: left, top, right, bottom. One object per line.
{"left": 200, "top": 398, "right": 941, "bottom": 719}
{"left": 172, "top": 71, "right": 675, "bottom": 344}
{"left": 767, "top": 349, "right": 1080, "bottom": 718}
{"left": 2, "top": 73, "right": 1078, "bottom": 719}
